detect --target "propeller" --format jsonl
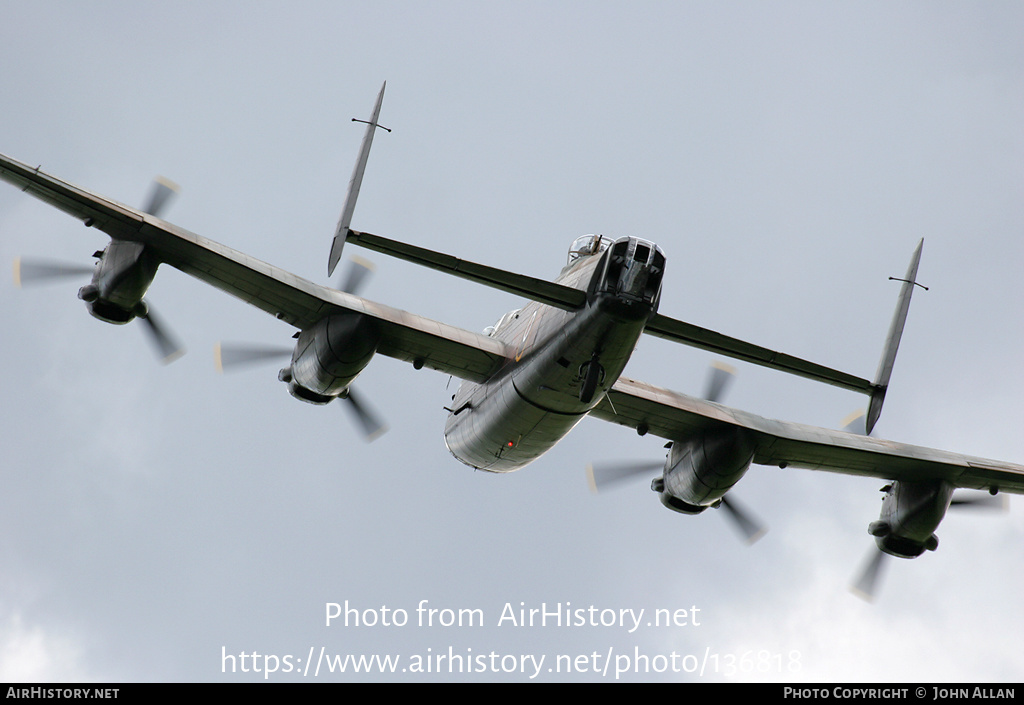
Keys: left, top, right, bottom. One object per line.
{"left": 13, "top": 257, "right": 95, "bottom": 287}
{"left": 850, "top": 489, "right": 1008, "bottom": 602}
{"left": 841, "top": 409, "right": 870, "bottom": 436}
{"left": 851, "top": 547, "right": 888, "bottom": 602}
{"left": 142, "top": 177, "right": 180, "bottom": 218}
{"left": 336, "top": 255, "right": 375, "bottom": 296}
{"left": 138, "top": 304, "right": 186, "bottom": 364}
{"left": 586, "top": 460, "right": 662, "bottom": 493}
{"left": 331, "top": 257, "right": 388, "bottom": 439}
{"left": 214, "top": 342, "right": 293, "bottom": 372}
{"left": 842, "top": 408, "right": 1010, "bottom": 601}
{"left": 703, "top": 360, "right": 736, "bottom": 404}
{"left": 586, "top": 362, "right": 767, "bottom": 543}
{"left": 587, "top": 366, "right": 739, "bottom": 495}
{"left": 214, "top": 257, "right": 387, "bottom": 441}
{"left": 718, "top": 495, "right": 768, "bottom": 545}
{"left": 13, "top": 177, "right": 185, "bottom": 364}
{"left": 123, "top": 178, "right": 185, "bottom": 363}
{"left": 342, "top": 387, "right": 388, "bottom": 441}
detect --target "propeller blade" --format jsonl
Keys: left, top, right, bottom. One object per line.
{"left": 841, "top": 410, "right": 868, "bottom": 435}
{"left": 339, "top": 256, "right": 375, "bottom": 295}
{"left": 138, "top": 304, "right": 185, "bottom": 364}
{"left": 718, "top": 495, "right": 768, "bottom": 544}
{"left": 342, "top": 387, "right": 388, "bottom": 441}
{"left": 950, "top": 492, "right": 1009, "bottom": 511}
{"left": 13, "top": 257, "right": 94, "bottom": 287}
{"left": 142, "top": 177, "right": 180, "bottom": 218}
{"left": 703, "top": 361, "right": 736, "bottom": 403}
{"left": 851, "top": 548, "right": 888, "bottom": 602}
{"left": 702, "top": 365, "right": 768, "bottom": 545}
{"left": 214, "top": 342, "right": 293, "bottom": 373}
{"left": 585, "top": 460, "right": 663, "bottom": 493}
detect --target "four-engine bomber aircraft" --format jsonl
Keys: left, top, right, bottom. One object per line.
{"left": 3, "top": 84, "right": 1022, "bottom": 598}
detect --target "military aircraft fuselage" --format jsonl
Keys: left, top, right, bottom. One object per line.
{"left": 443, "top": 235, "right": 665, "bottom": 471}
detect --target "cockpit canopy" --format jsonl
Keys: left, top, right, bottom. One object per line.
{"left": 567, "top": 234, "right": 613, "bottom": 265}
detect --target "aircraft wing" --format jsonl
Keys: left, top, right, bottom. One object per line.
{"left": 0, "top": 153, "right": 511, "bottom": 383}
{"left": 589, "top": 376, "right": 1024, "bottom": 494}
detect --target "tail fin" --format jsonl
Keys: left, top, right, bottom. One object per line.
{"left": 328, "top": 82, "right": 388, "bottom": 277}
{"left": 865, "top": 239, "right": 925, "bottom": 434}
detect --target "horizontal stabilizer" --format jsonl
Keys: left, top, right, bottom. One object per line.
{"left": 346, "top": 228, "right": 884, "bottom": 395}
{"left": 347, "top": 229, "right": 588, "bottom": 310}
{"left": 643, "top": 313, "right": 875, "bottom": 395}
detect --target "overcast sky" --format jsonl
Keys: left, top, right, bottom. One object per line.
{"left": 1, "top": 1, "right": 1022, "bottom": 682}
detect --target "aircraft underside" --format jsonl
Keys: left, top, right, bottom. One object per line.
{"left": 444, "top": 285, "right": 655, "bottom": 471}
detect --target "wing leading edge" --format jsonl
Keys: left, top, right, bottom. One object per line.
{"left": 590, "top": 376, "right": 1024, "bottom": 494}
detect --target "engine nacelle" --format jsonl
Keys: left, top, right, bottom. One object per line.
{"left": 868, "top": 479, "right": 953, "bottom": 558}
{"left": 654, "top": 427, "right": 756, "bottom": 514}
{"left": 79, "top": 240, "right": 159, "bottom": 324}
{"left": 284, "top": 312, "right": 380, "bottom": 405}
